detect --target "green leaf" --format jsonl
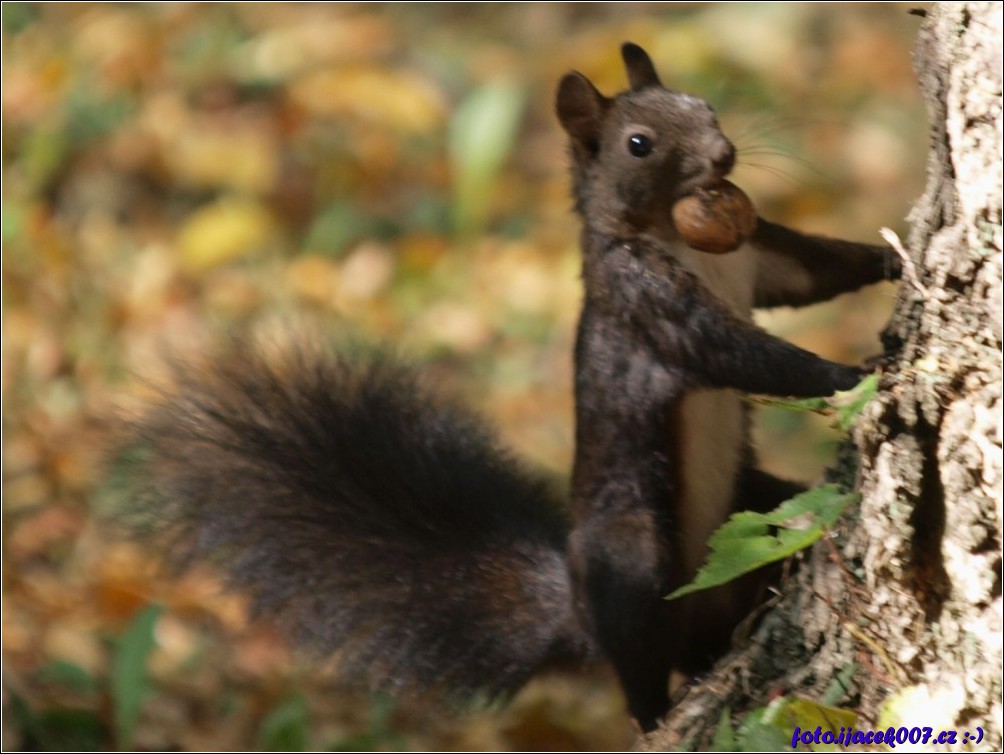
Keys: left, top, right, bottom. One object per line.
{"left": 735, "top": 700, "right": 793, "bottom": 751}
{"left": 835, "top": 373, "right": 878, "bottom": 431}
{"left": 747, "top": 373, "right": 879, "bottom": 431}
{"left": 8, "top": 676, "right": 107, "bottom": 749}
{"left": 328, "top": 693, "right": 405, "bottom": 752}
{"left": 666, "top": 486, "right": 857, "bottom": 600}
{"left": 712, "top": 706, "right": 737, "bottom": 752}
{"left": 763, "top": 696, "right": 857, "bottom": 751}
{"left": 776, "top": 697, "right": 857, "bottom": 750}
{"left": 303, "top": 202, "right": 397, "bottom": 258}
{"left": 20, "top": 128, "right": 70, "bottom": 190}
{"left": 821, "top": 663, "right": 856, "bottom": 707}
{"left": 2, "top": 200, "right": 23, "bottom": 244}
{"left": 2, "top": 3, "right": 41, "bottom": 34}
{"left": 27, "top": 707, "right": 106, "bottom": 752}
{"left": 256, "top": 693, "right": 310, "bottom": 752}
{"left": 449, "top": 81, "right": 526, "bottom": 239}
{"left": 747, "top": 394, "right": 831, "bottom": 414}
{"left": 110, "top": 604, "right": 162, "bottom": 751}
{"left": 728, "top": 696, "right": 859, "bottom": 752}
{"left": 38, "top": 660, "right": 101, "bottom": 696}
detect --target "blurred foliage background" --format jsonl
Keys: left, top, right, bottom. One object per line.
{"left": 3, "top": 3, "right": 925, "bottom": 750}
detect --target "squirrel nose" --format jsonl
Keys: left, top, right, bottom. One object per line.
{"left": 712, "top": 140, "right": 736, "bottom": 175}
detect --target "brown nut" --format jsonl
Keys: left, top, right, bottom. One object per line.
{"left": 671, "top": 180, "right": 758, "bottom": 254}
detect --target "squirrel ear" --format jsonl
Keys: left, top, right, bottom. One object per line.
{"left": 622, "top": 42, "right": 662, "bottom": 90}
{"left": 556, "top": 72, "right": 610, "bottom": 153}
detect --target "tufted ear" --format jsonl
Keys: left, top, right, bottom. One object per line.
{"left": 555, "top": 71, "right": 611, "bottom": 155}
{"left": 622, "top": 42, "right": 662, "bottom": 90}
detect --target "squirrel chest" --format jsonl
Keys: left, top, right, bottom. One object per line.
{"left": 572, "top": 236, "right": 756, "bottom": 582}
{"left": 660, "top": 239, "right": 756, "bottom": 576}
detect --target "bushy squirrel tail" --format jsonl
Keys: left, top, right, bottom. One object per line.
{"left": 108, "top": 334, "right": 591, "bottom": 699}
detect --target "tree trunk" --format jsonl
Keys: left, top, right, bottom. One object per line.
{"left": 641, "top": 4, "right": 1002, "bottom": 750}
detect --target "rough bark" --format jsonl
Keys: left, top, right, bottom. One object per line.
{"left": 640, "top": 4, "right": 1002, "bottom": 750}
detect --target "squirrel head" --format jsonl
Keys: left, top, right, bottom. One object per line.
{"left": 556, "top": 43, "right": 736, "bottom": 239}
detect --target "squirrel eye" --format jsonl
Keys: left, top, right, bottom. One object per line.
{"left": 627, "top": 133, "right": 653, "bottom": 158}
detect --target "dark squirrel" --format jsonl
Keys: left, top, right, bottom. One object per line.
{"left": 112, "top": 44, "right": 901, "bottom": 733}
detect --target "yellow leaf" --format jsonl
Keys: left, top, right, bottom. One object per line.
{"left": 285, "top": 255, "right": 338, "bottom": 306}
{"left": 291, "top": 65, "right": 445, "bottom": 133}
{"left": 172, "top": 127, "right": 279, "bottom": 195}
{"left": 878, "top": 683, "right": 966, "bottom": 736}
{"left": 177, "top": 198, "right": 275, "bottom": 273}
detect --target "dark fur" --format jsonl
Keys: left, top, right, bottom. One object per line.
{"left": 112, "top": 340, "right": 590, "bottom": 699}
{"left": 559, "top": 43, "right": 900, "bottom": 729}
{"left": 113, "top": 43, "right": 900, "bottom": 733}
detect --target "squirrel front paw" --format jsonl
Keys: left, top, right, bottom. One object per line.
{"left": 831, "top": 364, "right": 868, "bottom": 393}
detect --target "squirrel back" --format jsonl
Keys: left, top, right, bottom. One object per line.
{"left": 111, "top": 335, "right": 591, "bottom": 699}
